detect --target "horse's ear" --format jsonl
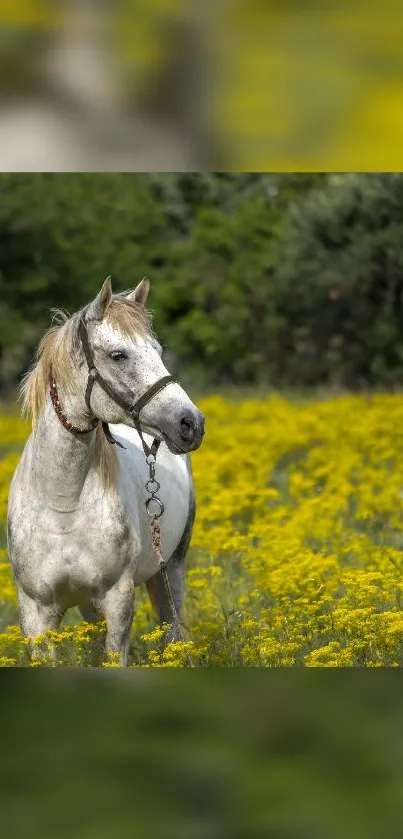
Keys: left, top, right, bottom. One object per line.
{"left": 127, "top": 277, "right": 150, "bottom": 307}
{"left": 87, "top": 277, "right": 113, "bottom": 320}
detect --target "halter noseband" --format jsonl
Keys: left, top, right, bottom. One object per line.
{"left": 50, "top": 315, "right": 176, "bottom": 459}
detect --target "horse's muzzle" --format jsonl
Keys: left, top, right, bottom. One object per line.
{"left": 179, "top": 408, "right": 205, "bottom": 447}
{"left": 158, "top": 408, "right": 205, "bottom": 454}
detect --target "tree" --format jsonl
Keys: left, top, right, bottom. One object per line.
{"left": 0, "top": 173, "right": 169, "bottom": 390}
{"left": 276, "top": 173, "right": 403, "bottom": 387}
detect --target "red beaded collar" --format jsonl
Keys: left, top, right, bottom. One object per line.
{"left": 49, "top": 377, "right": 98, "bottom": 435}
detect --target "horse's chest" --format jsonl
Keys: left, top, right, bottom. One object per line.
{"left": 14, "top": 503, "right": 138, "bottom": 604}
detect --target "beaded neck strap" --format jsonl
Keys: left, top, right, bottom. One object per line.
{"left": 49, "top": 377, "right": 98, "bottom": 435}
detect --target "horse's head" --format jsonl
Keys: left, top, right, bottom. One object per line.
{"left": 81, "top": 277, "right": 205, "bottom": 454}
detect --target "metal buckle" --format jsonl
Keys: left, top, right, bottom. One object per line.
{"left": 145, "top": 496, "right": 164, "bottom": 518}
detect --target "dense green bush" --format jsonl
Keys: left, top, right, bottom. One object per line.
{"left": 1, "top": 172, "right": 403, "bottom": 391}
{"left": 0, "top": 173, "right": 170, "bottom": 388}
{"left": 276, "top": 173, "right": 403, "bottom": 388}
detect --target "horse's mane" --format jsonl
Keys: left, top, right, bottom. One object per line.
{"left": 20, "top": 294, "right": 152, "bottom": 491}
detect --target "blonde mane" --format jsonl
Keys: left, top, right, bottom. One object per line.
{"left": 20, "top": 295, "right": 152, "bottom": 491}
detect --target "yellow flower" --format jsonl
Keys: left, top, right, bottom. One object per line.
{"left": 3, "top": 393, "right": 403, "bottom": 666}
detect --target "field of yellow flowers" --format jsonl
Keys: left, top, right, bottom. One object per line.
{"left": 2, "top": 393, "right": 403, "bottom": 666}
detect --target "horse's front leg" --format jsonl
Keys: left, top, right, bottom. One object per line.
{"left": 101, "top": 575, "right": 135, "bottom": 667}
{"left": 17, "top": 586, "right": 63, "bottom": 663}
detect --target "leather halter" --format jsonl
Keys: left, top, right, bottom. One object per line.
{"left": 50, "top": 315, "right": 176, "bottom": 459}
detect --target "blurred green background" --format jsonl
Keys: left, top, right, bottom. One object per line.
{"left": 2, "top": 172, "right": 403, "bottom": 396}
{"left": 2, "top": 671, "right": 403, "bottom": 838}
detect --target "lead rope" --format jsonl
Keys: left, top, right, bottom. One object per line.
{"left": 144, "top": 453, "right": 193, "bottom": 667}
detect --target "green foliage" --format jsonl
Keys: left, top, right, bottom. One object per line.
{"left": 276, "top": 173, "right": 403, "bottom": 387}
{"left": 0, "top": 173, "right": 169, "bottom": 388}
{"left": 153, "top": 195, "right": 285, "bottom": 383}
{"left": 1, "top": 171, "right": 403, "bottom": 391}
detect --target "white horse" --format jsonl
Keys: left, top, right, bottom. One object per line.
{"left": 7, "top": 277, "right": 205, "bottom": 665}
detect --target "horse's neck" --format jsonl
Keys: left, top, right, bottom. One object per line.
{"left": 30, "top": 399, "right": 97, "bottom": 510}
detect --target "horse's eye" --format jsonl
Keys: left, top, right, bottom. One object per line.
{"left": 109, "top": 351, "right": 126, "bottom": 361}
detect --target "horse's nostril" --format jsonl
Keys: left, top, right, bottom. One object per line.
{"left": 180, "top": 416, "right": 195, "bottom": 442}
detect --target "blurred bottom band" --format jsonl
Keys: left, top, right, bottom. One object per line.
{"left": 0, "top": 670, "right": 402, "bottom": 839}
